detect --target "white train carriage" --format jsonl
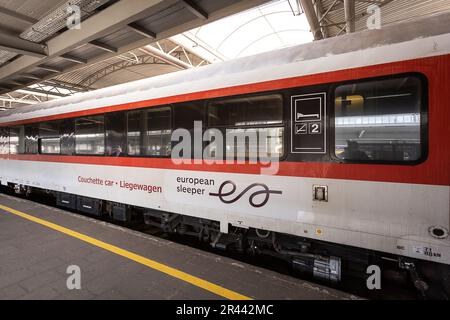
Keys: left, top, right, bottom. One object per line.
{"left": 0, "top": 12, "right": 449, "bottom": 289}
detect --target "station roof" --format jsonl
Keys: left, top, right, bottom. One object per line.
{"left": 0, "top": 0, "right": 270, "bottom": 109}
{"left": 1, "top": 0, "right": 450, "bottom": 112}
{"left": 299, "top": 0, "right": 450, "bottom": 40}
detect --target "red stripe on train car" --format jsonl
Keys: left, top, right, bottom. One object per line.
{"left": 0, "top": 54, "right": 447, "bottom": 127}
{"left": 0, "top": 54, "right": 449, "bottom": 187}
{"left": 0, "top": 155, "right": 449, "bottom": 186}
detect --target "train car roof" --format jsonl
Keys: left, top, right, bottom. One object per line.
{"left": 1, "top": 11, "right": 449, "bottom": 125}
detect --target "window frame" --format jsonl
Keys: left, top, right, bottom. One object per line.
{"left": 38, "top": 121, "right": 62, "bottom": 155}
{"left": 0, "top": 127, "right": 9, "bottom": 155}
{"left": 24, "top": 125, "right": 39, "bottom": 154}
{"left": 9, "top": 125, "right": 25, "bottom": 154}
{"left": 206, "top": 92, "right": 287, "bottom": 161}
{"left": 74, "top": 115, "right": 106, "bottom": 156}
{"left": 59, "top": 118, "right": 76, "bottom": 156}
{"left": 105, "top": 111, "right": 127, "bottom": 157}
{"left": 329, "top": 72, "right": 429, "bottom": 165}
{"left": 172, "top": 100, "right": 207, "bottom": 160}
{"left": 125, "top": 105, "right": 173, "bottom": 158}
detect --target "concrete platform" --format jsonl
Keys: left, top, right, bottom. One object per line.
{"left": 0, "top": 193, "right": 356, "bottom": 300}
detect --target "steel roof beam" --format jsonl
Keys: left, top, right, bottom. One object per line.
{"left": 127, "top": 23, "right": 157, "bottom": 39}
{"left": 0, "top": 6, "right": 38, "bottom": 24}
{"left": 355, "top": 0, "right": 384, "bottom": 4}
{"left": 344, "top": 0, "right": 356, "bottom": 34}
{"left": 36, "top": 65, "right": 62, "bottom": 73}
{"left": 0, "top": 96, "right": 39, "bottom": 105}
{"left": 336, "top": 0, "right": 395, "bottom": 37}
{"left": 0, "top": 0, "right": 270, "bottom": 95}
{"left": 299, "top": 0, "right": 324, "bottom": 40}
{"left": 182, "top": 0, "right": 208, "bottom": 20}
{"left": 139, "top": 45, "right": 192, "bottom": 70}
{"left": 5, "top": 80, "right": 23, "bottom": 86}
{"left": 0, "top": 0, "right": 169, "bottom": 80}
{"left": 318, "top": 0, "right": 340, "bottom": 24}
{"left": 315, "top": 0, "right": 328, "bottom": 38}
{"left": 21, "top": 74, "right": 41, "bottom": 80}
{"left": 61, "top": 54, "right": 88, "bottom": 64}
{"left": 44, "top": 79, "right": 90, "bottom": 92}
{"left": 17, "top": 87, "right": 68, "bottom": 98}
{"left": 0, "top": 32, "right": 47, "bottom": 58}
{"left": 89, "top": 40, "right": 118, "bottom": 53}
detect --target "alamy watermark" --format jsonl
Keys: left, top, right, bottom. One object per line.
{"left": 367, "top": 4, "right": 382, "bottom": 30}
{"left": 66, "top": 265, "right": 81, "bottom": 290}
{"left": 171, "top": 121, "right": 281, "bottom": 175}
{"left": 366, "top": 265, "right": 381, "bottom": 290}
{"left": 65, "top": 3, "right": 383, "bottom": 34}
{"left": 67, "top": 5, "right": 81, "bottom": 30}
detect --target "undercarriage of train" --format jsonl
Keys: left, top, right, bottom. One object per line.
{"left": 3, "top": 184, "right": 450, "bottom": 299}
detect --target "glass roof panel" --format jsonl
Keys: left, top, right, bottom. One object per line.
{"left": 171, "top": 0, "right": 313, "bottom": 63}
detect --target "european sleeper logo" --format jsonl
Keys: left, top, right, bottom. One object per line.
{"left": 209, "top": 181, "right": 282, "bottom": 208}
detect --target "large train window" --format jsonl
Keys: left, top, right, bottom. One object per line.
{"left": 143, "top": 107, "right": 171, "bottom": 156}
{"left": 334, "top": 75, "right": 424, "bottom": 163}
{"left": 174, "top": 102, "right": 204, "bottom": 131}
{"left": 75, "top": 116, "right": 105, "bottom": 155}
{"left": 39, "top": 121, "right": 61, "bottom": 154}
{"left": 25, "top": 125, "right": 39, "bottom": 154}
{"left": 173, "top": 102, "right": 204, "bottom": 159}
{"left": 105, "top": 112, "right": 126, "bottom": 157}
{"left": 9, "top": 126, "right": 24, "bottom": 154}
{"left": 60, "top": 119, "right": 75, "bottom": 155}
{"left": 127, "top": 110, "right": 141, "bottom": 156}
{"left": 0, "top": 128, "right": 9, "bottom": 155}
{"left": 207, "top": 94, "right": 284, "bottom": 160}
{"left": 126, "top": 107, "right": 172, "bottom": 157}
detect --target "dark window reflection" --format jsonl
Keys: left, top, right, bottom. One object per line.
{"left": 9, "top": 126, "right": 24, "bottom": 154}
{"left": 127, "top": 107, "right": 172, "bottom": 157}
{"left": 61, "top": 119, "right": 75, "bottom": 155}
{"left": 0, "top": 128, "right": 9, "bottom": 155}
{"left": 39, "top": 121, "right": 61, "bottom": 154}
{"left": 208, "top": 94, "right": 284, "bottom": 160}
{"left": 335, "top": 76, "right": 422, "bottom": 162}
{"left": 106, "top": 112, "right": 126, "bottom": 157}
{"left": 25, "top": 125, "right": 39, "bottom": 154}
{"left": 75, "top": 116, "right": 105, "bottom": 155}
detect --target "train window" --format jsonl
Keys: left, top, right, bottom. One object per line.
{"left": 127, "top": 107, "right": 172, "bottom": 157}
{"left": 9, "top": 126, "right": 25, "bottom": 154}
{"left": 0, "top": 128, "right": 9, "bottom": 155}
{"left": 127, "top": 110, "right": 142, "bottom": 156}
{"left": 207, "top": 94, "right": 284, "bottom": 160}
{"left": 60, "top": 119, "right": 75, "bottom": 155}
{"left": 25, "top": 125, "right": 39, "bottom": 154}
{"left": 142, "top": 107, "right": 171, "bottom": 156}
{"left": 39, "top": 121, "right": 61, "bottom": 154}
{"left": 334, "top": 76, "right": 423, "bottom": 162}
{"left": 173, "top": 102, "right": 205, "bottom": 158}
{"left": 75, "top": 116, "right": 105, "bottom": 155}
{"left": 209, "top": 95, "right": 283, "bottom": 127}
{"left": 174, "top": 103, "right": 204, "bottom": 130}
{"left": 222, "top": 127, "right": 285, "bottom": 159}
{"left": 105, "top": 112, "right": 126, "bottom": 157}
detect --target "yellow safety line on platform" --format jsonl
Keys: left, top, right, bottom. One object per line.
{"left": 0, "top": 204, "right": 251, "bottom": 300}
